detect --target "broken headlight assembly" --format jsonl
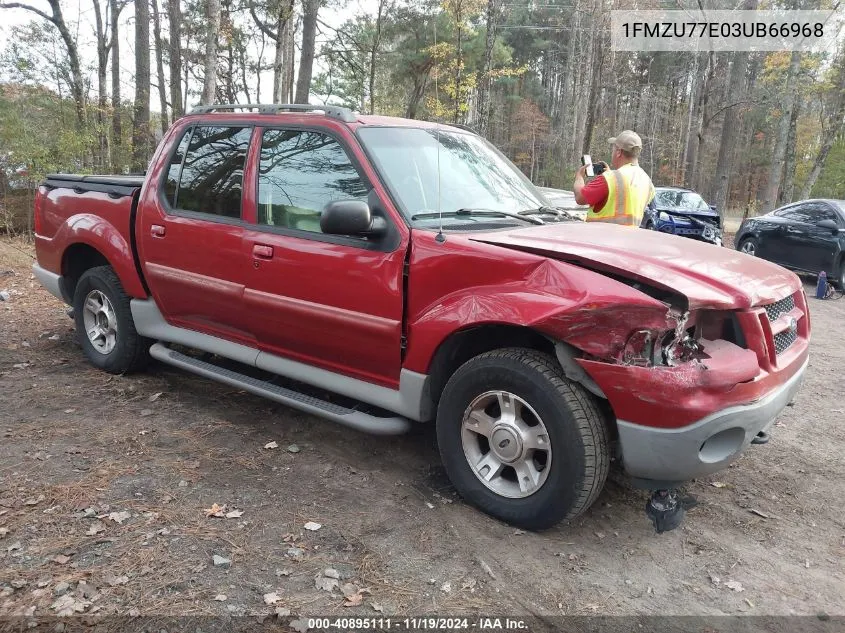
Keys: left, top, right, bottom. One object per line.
{"left": 622, "top": 328, "right": 701, "bottom": 367}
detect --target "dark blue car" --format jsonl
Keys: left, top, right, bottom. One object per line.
{"left": 642, "top": 186, "right": 722, "bottom": 246}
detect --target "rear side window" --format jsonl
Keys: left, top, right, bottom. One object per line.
{"left": 166, "top": 126, "right": 252, "bottom": 219}
{"left": 257, "top": 129, "right": 368, "bottom": 233}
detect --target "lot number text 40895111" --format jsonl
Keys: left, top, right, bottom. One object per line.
{"left": 306, "top": 617, "right": 529, "bottom": 630}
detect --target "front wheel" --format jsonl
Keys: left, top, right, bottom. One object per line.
{"left": 436, "top": 349, "right": 610, "bottom": 530}
{"left": 73, "top": 265, "right": 150, "bottom": 374}
{"left": 738, "top": 237, "right": 758, "bottom": 256}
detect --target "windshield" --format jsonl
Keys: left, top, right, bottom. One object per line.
{"left": 654, "top": 189, "right": 710, "bottom": 212}
{"left": 357, "top": 127, "right": 546, "bottom": 226}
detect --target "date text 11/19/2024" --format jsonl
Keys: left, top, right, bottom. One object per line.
{"left": 306, "top": 617, "right": 528, "bottom": 630}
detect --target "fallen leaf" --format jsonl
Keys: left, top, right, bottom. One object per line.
{"left": 440, "top": 581, "right": 451, "bottom": 594}
{"left": 725, "top": 580, "right": 744, "bottom": 592}
{"left": 343, "top": 593, "right": 364, "bottom": 607}
{"left": 323, "top": 568, "right": 340, "bottom": 579}
{"left": 106, "top": 574, "right": 129, "bottom": 587}
{"left": 225, "top": 509, "right": 244, "bottom": 519}
{"left": 52, "top": 554, "right": 71, "bottom": 565}
{"left": 264, "top": 441, "right": 279, "bottom": 449}
{"left": 287, "top": 444, "right": 301, "bottom": 453}
{"left": 425, "top": 502, "right": 434, "bottom": 509}
{"left": 513, "top": 529, "right": 525, "bottom": 535}
{"left": 24, "top": 494, "right": 45, "bottom": 505}
{"left": 140, "top": 409, "right": 153, "bottom": 417}
{"left": 214, "top": 594, "right": 227, "bottom": 601}
{"left": 51, "top": 594, "right": 91, "bottom": 616}
{"left": 371, "top": 602, "right": 383, "bottom": 612}
{"left": 341, "top": 583, "right": 359, "bottom": 598}
{"left": 276, "top": 607, "right": 291, "bottom": 617}
{"left": 0, "top": 527, "right": 8, "bottom": 538}
{"left": 108, "top": 511, "right": 131, "bottom": 524}
{"left": 303, "top": 521, "right": 321, "bottom": 531}
{"left": 710, "top": 482, "right": 727, "bottom": 488}
{"left": 315, "top": 575, "right": 339, "bottom": 593}
{"left": 290, "top": 618, "right": 310, "bottom": 633}
{"left": 85, "top": 522, "right": 106, "bottom": 536}
{"left": 594, "top": 531, "right": 606, "bottom": 539}
{"left": 264, "top": 592, "right": 282, "bottom": 605}
{"left": 709, "top": 574, "right": 721, "bottom": 585}
{"left": 148, "top": 392, "right": 163, "bottom": 402}
{"left": 204, "top": 503, "right": 227, "bottom": 518}
{"left": 64, "top": 409, "right": 75, "bottom": 414}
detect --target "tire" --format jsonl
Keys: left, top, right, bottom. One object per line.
{"left": 738, "top": 237, "right": 758, "bottom": 256}
{"left": 72, "top": 265, "right": 150, "bottom": 374}
{"left": 436, "top": 348, "right": 610, "bottom": 530}
{"left": 835, "top": 260, "right": 845, "bottom": 290}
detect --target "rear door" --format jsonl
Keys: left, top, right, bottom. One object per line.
{"left": 799, "top": 202, "right": 843, "bottom": 273}
{"left": 241, "top": 125, "right": 408, "bottom": 387}
{"left": 137, "top": 124, "right": 256, "bottom": 345}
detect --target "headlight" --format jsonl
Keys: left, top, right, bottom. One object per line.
{"left": 623, "top": 328, "right": 701, "bottom": 366}
{"left": 658, "top": 211, "right": 671, "bottom": 221}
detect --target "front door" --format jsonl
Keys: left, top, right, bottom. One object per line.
{"left": 241, "top": 126, "right": 408, "bottom": 387}
{"left": 137, "top": 124, "right": 255, "bottom": 346}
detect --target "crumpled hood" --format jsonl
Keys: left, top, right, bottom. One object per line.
{"left": 471, "top": 223, "right": 800, "bottom": 309}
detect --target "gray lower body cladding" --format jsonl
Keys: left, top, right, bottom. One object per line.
{"left": 616, "top": 358, "right": 808, "bottom": 484}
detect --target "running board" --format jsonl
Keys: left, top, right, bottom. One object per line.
{"left": 149, "top": 343, "right": 412, "bottom": 435}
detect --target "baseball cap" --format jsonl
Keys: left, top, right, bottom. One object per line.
{"left": 608, "top": 130, "right": 643, "bottom": 152}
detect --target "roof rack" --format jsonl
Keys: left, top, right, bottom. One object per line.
{"left": 189, "top": 103, "right": 357, "bottom": 123}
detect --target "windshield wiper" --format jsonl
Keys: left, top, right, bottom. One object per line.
{"left": 411, "top": 208, "right": 545, "bottom": 225}
{"left": 519, "top": 206, "right": 578, "bottom": 221}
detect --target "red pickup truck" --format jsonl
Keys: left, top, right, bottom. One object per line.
{"left": 32, "top": 104, "right": 809, "bottom": 530}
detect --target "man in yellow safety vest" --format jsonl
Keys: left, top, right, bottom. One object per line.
{"left": 573, "top": 130, "right": 655, "bottom": 226}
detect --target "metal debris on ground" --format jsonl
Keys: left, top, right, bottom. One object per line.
{"left": 264, "top": 441, "right": 279, "bottom": 449}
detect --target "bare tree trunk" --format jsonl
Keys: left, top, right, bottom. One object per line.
{"left": 582, "top": 4, "right": 605, "bottom": 154}
{"left": 110, "top": 0, "right": 122, "bottom": 169}
{"left": 799, "top": 52, "right": 845, "bottom": 199}
{"left": 762, "top": 50, "right": 801, "bottom": 212}
{"left": 283, "top": 9, "right": 296, "bottom": 102}
{"left": 152, "top": 0, "right": 169, "bottom": 134}
{"left": 453, "top": 0, "right": 463, "bottom": 123}
{"left": 200, "top": 0, "right": 221, "bottom": 105}
{"left": 132, "top": 0, "right": 152, "bottom": 171}
{"left": 166, "top": 0, "right": 182, "bottom": 120}
{"left": 93, "top": 0, "right": 110, "bottom": 167}
{"left": 294, "top": 0, "right": 319, "bottom": 104}
{"left": 477, "top": 0, "right": 499, "bottom": 137}
{"left": 1, "top": 0, "right": 86, "bottom": 126}
{"left": 370, "top": 0, "right": 387, "bottom": 115}
{"left": 779, "top": 98, "right": 801, "bottom": 205}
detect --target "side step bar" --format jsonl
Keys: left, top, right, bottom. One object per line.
{"left": 149, "top": 343, "right": 412, "bottom": 435}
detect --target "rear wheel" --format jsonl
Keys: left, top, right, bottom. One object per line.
{"left": 73, "top": 266, "right": 150, "bottom": 374}
{"left": 738, "top": 237, "right": 758, "bottom": 256}
{"left": 836, "top": 259, "right": 845, "bottom": 289}
{"left": 436, "top": 349, "right": 610, "bottom": 530}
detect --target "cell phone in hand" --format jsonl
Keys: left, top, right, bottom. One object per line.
{"left": 582, "top": 154, "right": 596, "bottom": 178}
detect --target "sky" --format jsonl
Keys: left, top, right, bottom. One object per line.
{"left": 0, "top": 0, "right": 381, "bottom": 110}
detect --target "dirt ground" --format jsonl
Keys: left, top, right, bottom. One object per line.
{"left": 1, "top": 235, "right": 844, "bottom": 623}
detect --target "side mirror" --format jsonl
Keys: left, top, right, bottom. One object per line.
{"left": 320, "top": 200, "right": 386, "bottom": 237}
{"left": 709, "top": 204, "right": 717, "bottom": 211}
{"left": 816, "top": 219, "right": 840, "bottom": 232}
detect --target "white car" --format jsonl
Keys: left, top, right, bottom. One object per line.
{"left": 537, "top": 187, "right": 588, "bottom": 221}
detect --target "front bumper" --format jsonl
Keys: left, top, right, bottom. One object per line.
{"left": 616, "top": 357, "right": 808, "bottom": 486}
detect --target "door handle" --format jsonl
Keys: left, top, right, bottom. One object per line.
{"left": 253, "top": 244, "right": 274, "bottom": 259}
{"left": 150, "top": 224, "right": 166, "bottom": 238}
{"left": 786, "top": 226, "right": 802, "bottom": 234}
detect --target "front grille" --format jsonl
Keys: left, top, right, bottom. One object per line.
{"left": 773, "top": 329, "right": 797, "bottom": 355}
{"left": 764, "top": 295, "right": 795, "bottom": 322}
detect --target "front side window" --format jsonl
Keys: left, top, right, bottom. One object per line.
{"left": 779, "top": 206, "right": 814, "bottom": 223}
{"left": 357, "top": 127, "right": 545, "bottom": 226}
{"left": 170, "top": 126, "right": 251, "bottom": 219}
{"left": 257, "top": 129, "right": 368, "bottom": 233}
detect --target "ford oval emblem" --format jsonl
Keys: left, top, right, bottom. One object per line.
{"left": 787, "top": 316, "right": 798, "bottom": 334}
